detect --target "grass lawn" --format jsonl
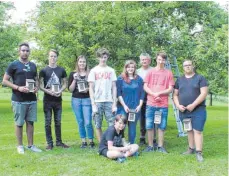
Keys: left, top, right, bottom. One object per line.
{"left": 0, "top": 89, "right": 228, "bottom": 176}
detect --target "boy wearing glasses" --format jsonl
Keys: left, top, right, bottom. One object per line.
{"left": 2, "top": 43, "right": 42, "bottom": 154}
{"left": 173, "top": 60, "right": 208, "bottom": 162}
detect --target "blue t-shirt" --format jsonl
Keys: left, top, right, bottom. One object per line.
{"left": 6, "top": 60, "right": 37, "bottom": 102}
{"left": 174, "top": 74, "right": 208, "bottom": 116}
{"left": 117, "top": 75, "right": 145, "bottom": 110}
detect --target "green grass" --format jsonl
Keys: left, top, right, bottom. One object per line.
{"left": 0, "top": 88, "right": 228, "bottom": 176}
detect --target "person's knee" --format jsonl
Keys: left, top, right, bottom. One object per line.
{"left": 26, "top": 121, "right": 34, "bottom": 126}
{"left": 193, "top": 129, "right": 202, "bottom": 134}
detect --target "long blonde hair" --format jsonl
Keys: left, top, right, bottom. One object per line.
{"left": 74, "top": 55, "right": 90, "bottom": 77}
{"left": 121, "top": 60, "right": 137, "bottom": 84}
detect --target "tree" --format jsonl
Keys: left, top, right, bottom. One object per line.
{"left": 29, "top": 1, "right": 228, "bottom": 95}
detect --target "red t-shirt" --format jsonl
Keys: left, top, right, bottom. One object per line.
{"left": 144, "top": 68, "right": 174, "bottom": 107}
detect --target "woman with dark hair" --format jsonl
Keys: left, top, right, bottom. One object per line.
{"left": 99, "top": 114, "right": 139, "bottom": 163}
{"left": 68, "top": 55, "right": 94, "bottom": 148}
{"left": 117, "top": 60, "right": 145, "bottom": 144}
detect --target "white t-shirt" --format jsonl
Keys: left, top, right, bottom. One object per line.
{"left": 137, "top": 66, "right": 152, "bottom": 80}
{"left": 88, "top": 65, "right": 117, "bottom": 102}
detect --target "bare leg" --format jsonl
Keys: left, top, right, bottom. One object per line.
{"left": 124, "top": 144, "right": 139, "bottom": 157}
{"left": 187, "top": 130, "right": 195, "bottom": 149}
{"left": 194, "top": 129, "right": 203, "bottom": 151}
{"left": 158, "top": 129, "right": 164, "bottom": 147}
{"left": 96, "top": 128, "right": 102, "bottom": 143}
{"left": 26, "top": 121, "right": 34, "bottom": 146}
{"left": 15, "top": 125, "right": 23, "bottom": 146}
{"left": 147, "top": 129, "right": 154, "bottom": 146}
{"left": 107, "top": 150, "right": 125, "bottom": 159}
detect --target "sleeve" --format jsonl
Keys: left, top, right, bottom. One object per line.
{"left": 62, "top": 68, "right": 67, "bottom": 78}
{"left": 199, "top": 75, "right": 208, "bottom": 88}
{"left": 87, "top": 69, "right": 95, "bottom": 83}
{"left": 174, "top": 78, "right": 180, "bottom": 90}
{"left": 5, "top": 62, "right": 15, "bottom": 77}
{"left": 111, "top": 69, "right": 117, "bottom": 81}
{"left": 117, "top": 76, "right": 123, "bottom": 97}
{"left": 168, "top": 70, "right": 175, "bottom": 87}
{"left": 68, "top": 72, "right": 74, "bottom": 89}
{"left": 39, "top": 69, "right": 44, "bottom": 79}
{"left": 139, "top": 77, "right": 145, "bottom": 100}
{"left": 106, "top": 127, "right": 115, "bottom": 142}
{"left": 144, "top": 71, "right": 151, "bottom": 84}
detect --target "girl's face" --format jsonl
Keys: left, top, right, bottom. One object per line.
{"left": 78, "top": 58, "right": 87, "bottom": 70}
{"left": 126, "top": 63, "right": 135, "bottom": 75}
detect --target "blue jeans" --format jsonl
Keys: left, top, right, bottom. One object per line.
{"left": 145, "top": 106, "right": 168, "bottom": 130}
{"left": 71, "top": 98, "right": 94, "bottom": 139}
{"left": 117, "top": 107, "right": 140, "bottom": 144}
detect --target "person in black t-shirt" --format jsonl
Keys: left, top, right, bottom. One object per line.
{"left": 99, "top": 114, "right": 139, "bottom": 163}
{"left": 173, "top": 60, "right": 208, "bottom": 162}
{"left": 39, "top": 49, "right": 69, "bottom": 150}
{"left": 68, "top": 55, "right": 94, "bottom": 148}
{"left": 2, "top": 43, "right": 42, "bottom": 154}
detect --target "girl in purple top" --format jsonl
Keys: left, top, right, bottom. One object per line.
{"left": 117, "top": 60, "right": 145, "bottom": 144}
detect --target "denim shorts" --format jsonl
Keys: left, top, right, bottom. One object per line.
{"left": 12, "top": 101, "right": 37, "bottom": 126}
{"left": 179, "top": 109, "right": 207, "bottom": 132}
{"left": 145, "top": 105, "right": 168, "bottom": 130}
{"left": 93, "top": 102, "right": 114, "bottom": 129}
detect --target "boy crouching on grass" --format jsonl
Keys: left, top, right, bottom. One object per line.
{"left": 98, "top": 114, "right": 139, "bottom": 163}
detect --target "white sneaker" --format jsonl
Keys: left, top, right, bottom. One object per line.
{"left": 17, "top": 145, "right": 24, "bottom": 154}
{"left": 27, "top": 145, "right": 42, "bottom": 153}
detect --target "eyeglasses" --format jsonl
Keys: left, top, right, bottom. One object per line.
{"left": 183, "top": 64, "right": 192, "bottom": 67}
{"left": 21, "top": 50, "right": 30, "bottom": 52}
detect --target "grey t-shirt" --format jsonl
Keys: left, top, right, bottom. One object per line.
{"left": 174, "top": 74, "right": 208, "bottom": 113}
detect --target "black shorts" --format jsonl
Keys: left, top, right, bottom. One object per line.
{"left": 99, "top": 148, "right": 108, "bottom": 157}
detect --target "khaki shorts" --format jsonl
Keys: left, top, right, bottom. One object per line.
{"left": 12, "top": 101, "right": 37, "bottom": 126}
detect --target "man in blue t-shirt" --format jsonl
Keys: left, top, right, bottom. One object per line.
{"left": 39, "top": 49, "right": 69, "bottom": 150}
{"left": 173, "top": 60, "right": 208, "bottom": 162}
{"left": 2, "top": 43, "right": 42, "bottom": 154}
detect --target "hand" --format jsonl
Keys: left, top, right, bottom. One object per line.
{"left": 135, "top": 104, "right": 142, "bottom": 113}
{"left": 18, "top": 86, "right": 29, "bottom": 93}
{"left": 177, "top": 104, "right": 186, "bottom": 112}
{"left": 112, "top": 104, "right": 117, "bottom": 114}
{"left": 73, "top": 73, "right": 78, "bottom": 80}
{"left": 123, "top": 105, "right": 130, "bottom": 113}
{"left": 152, "top": 92, "right": 160, "bottom": 98}
{"left": 154, "top": 96, "right": 162, "bottom": 102}
{"left": 33, "top": 87, "right": 39, "bottom": 93}
{"left": 92, "top": 104, "right": 98, "bottom": 113}
{"left": 186, "top": 104, "right": 196, "bottom": 112}
{"left": 81, "top": 88, "right": 89, "bottom": 93}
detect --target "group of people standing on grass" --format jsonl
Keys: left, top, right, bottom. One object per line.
{"left": 2, "top": 42, "right": 208, "bottom": 163}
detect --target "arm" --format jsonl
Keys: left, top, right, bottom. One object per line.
{"left": 186, "top": 87, "right": 208, "bottom": 112}
{"left": 89, "top": 82, "right": 98, "bottom": 113}
{"left": 173, "top": 89, "right": 186, "bottom": 112}
{"left": 39, "top": 77, "right": 52, "bottom": 95}
{"left": 107, "top": 141, "right": 130, "bottom": 152}
{"left": 68, "top": 73, "right": 77, "bottom": 93}
{"left": 112, "top": 81, "right": 117, "bottom": 113}
{"left": 118, "top": 96, "right": 129, "bottom": 113}
{"left": 2, "top": 73, "right": 29, "bottom": 93}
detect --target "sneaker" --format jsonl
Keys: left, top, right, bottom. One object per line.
{"left": 80, "top": 142, "right": 87, "bottom": 148}
{"left": 157, "top": 146, "right": 168, "bottom": 154}
{"left": 143, "top": 146, "right": 154, "bottom": 152}
{"left": 182, "top": 147, "right": 195, "bottom": 155}
{"left": 27, "top": 145, "right": 42, "bottom": 153}
{"left": 132, "top": 151, "right": 139, "bottom": 157}
{"left": 116, "top": 157, "right": 127, "bottom": 163}
{"left": 56, "top": 143, "right": 69, "bottom": 148}
{"left": 196, "top": 152, "right": 204, "bottom": 162}
{"left": 139, "top": 138, "right": 146, "bottom": 145}
{"left": 17, "top": 145, "right": 24, "bottom": 154}
{"left": 89, "top": 142, "right": 95, "bottom": 149}
{"left": 153, "top": 140, "right": 158, "bottom": 148}
{"left": 46, "top": 145, "right": 53, "bottom": 150}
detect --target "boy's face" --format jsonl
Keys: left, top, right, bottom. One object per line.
{"left": 99, "top": 54, "right": 108, "bottom": 65}
{"left": 19, "top": 45, "right": 30, "bottom": 60}
{"left": 115, "top": 119, "right": 125, "bottom": 131}
{"left": 48, "top": 51, "right": 58, "bottom": 65}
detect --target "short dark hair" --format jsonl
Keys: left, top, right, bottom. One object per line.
{"left": 49, "top": 49, "right": 59, "bottom": 56}
{"left": 19, "top": 42, "right": 30, "bottom": 50}
{"left": 115, "top": 114, "right": 127, "bottom": 124}
{"left": 96, "top": 48, "right": 110, "bottom": 58}
{"left": 156, "top": 52, "right": 167, "bottom": 60}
